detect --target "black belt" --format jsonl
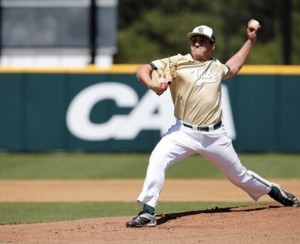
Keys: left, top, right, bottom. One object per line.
{"left": 182, "top": 121, "right": 222, "bottom": 132}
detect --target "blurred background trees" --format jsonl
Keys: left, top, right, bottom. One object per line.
{"left": 115, "top": 0, "right": 299, "bottom": 64}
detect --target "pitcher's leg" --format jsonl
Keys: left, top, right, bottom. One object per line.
{"left": 137, "top": 132, "right": 194, "bottom": 208}
{"left": 201, "top": 130, "right": 271, "bottom": 200}
{"left": 126, "top": 126, "right": 195, "bottom": 228}
{"left": 201, "top": 130, "right": 299, "bottom": 207}
{"left": 209, "top": 153, "right": 271, "bottom": 200}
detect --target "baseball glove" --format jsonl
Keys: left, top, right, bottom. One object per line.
{"left": 152, "top": 58, "right": 177, "bottom": 95}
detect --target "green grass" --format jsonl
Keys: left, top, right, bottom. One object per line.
{"left": 0, "top": 152, "right": 299, "bottom": 179}
{"left": 0, "top": 201, "right": 262, "bottom": 225}
{"left": 0, "top": 152, "right": 298, "bottom": 225}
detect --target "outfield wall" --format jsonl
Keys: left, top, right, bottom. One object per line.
{"left": 0, "top": 65, "right": 300, "bottom": 152}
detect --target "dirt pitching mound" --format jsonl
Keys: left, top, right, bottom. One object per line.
{"left": 0, "top": 204, "right": 299, "bottom": 244}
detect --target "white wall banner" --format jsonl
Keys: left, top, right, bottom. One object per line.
{"left": 66, "top": 82, "right": 236, "bottom": 141}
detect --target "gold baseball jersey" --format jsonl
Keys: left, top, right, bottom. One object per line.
{"left": 151, "top": 53, "right": 229, "bottom": 126}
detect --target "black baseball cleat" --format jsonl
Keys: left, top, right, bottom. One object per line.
{"left": 268, "top": 184, "right": 299, "bottom": 207}
{"left": 126, "top": 210, "right": 157, "bottom": 227}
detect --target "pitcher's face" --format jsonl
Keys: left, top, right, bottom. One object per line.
{"left": 190, "top": 36, "right": 215, "bottom": 61}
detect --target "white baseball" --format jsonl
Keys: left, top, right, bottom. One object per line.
{"left": 248, "top": 19, "right": 260, "bottom": 30}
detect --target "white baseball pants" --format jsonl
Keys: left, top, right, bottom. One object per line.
{"left": 137, "top": 120, "right": 272, "bottom": 208}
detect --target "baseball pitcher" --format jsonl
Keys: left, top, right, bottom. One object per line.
{"left": 126, "top": 20, "right": 299, "bottom": 228}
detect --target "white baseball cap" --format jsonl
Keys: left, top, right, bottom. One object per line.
{"left": 187, "top": 25, "right": 216, "bottom": 42}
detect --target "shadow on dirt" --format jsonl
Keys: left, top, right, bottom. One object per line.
{"left": 155, "top": 204, "right": 280, "bottom": 226}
